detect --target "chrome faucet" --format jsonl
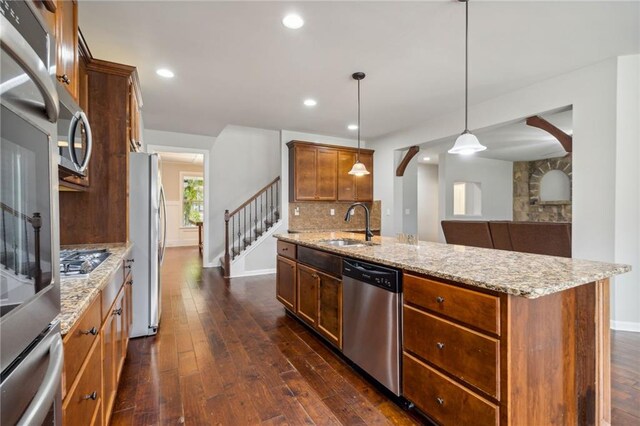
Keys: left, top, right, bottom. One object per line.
{"left": 344, "top": 202, "right": 374, "bottom": 241}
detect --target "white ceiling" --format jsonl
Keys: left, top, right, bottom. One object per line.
{"left": 417, "top": 108, "right": 573, "bottom": 164}
{"left": 79, "top": 1, "right": 639, "bottom": 140}
{"left": 158, "top": 151, "right": 204, "bottom": 165}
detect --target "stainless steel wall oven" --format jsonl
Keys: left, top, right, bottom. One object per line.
{"left": 1, "top": 1, "right": 62, "bottom": 424}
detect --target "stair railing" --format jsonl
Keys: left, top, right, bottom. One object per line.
{"left": 224, "top": 176, "right": 280, "bottom": 278}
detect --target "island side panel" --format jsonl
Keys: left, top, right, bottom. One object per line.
{"left": 506, "top": 283, "right": 602, "bottom": 425}
{"left": 595, "top": 279, "right": 611, "bottom": 425}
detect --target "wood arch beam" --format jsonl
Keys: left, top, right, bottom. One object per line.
{"left": 396, "top": 146, "right": 420, "bottom": 177}
{"left": 526, "top": 115, "right": 572, "bottom": 154}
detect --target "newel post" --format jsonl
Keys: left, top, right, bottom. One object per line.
{"left": 224, "top": 209, "right": 230, "bottom": 279}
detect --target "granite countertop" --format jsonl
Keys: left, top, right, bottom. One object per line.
{"left": 274, "top": 232, "right": 631, "bottom": 299}
{"left": 56, "top": 242, "right": 133, "bottom": 335}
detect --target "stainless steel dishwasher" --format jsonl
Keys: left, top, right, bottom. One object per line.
{"left": 342, "top": 258, "right": 402, "bottom": 396}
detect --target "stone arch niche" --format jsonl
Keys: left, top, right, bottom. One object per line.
{"left": 529, "top": 157, "right": 572, "bottom": 205}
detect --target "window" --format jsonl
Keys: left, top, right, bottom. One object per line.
{"left": 453, "top": 181, "right": 482, "bottom": 216}
{"left": 181, "top": 175, "right": 204, "bottom": 227}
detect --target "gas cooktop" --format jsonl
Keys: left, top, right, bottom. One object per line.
{"left": 60, "top": 248, "right": 111, "bottom": 276}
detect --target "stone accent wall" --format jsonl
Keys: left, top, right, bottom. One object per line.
{"left": 288, "top": 201, "right": 381, "bottom": 232}
{"left": 513, "top": 157, "right": 572, "bottom": 222}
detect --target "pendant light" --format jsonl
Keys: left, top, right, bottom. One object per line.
{"left": 348, "top": 72, "right": 370, "bottom": 176}
{"left": 448, "top": 0, "right": 487, "bottom": 155}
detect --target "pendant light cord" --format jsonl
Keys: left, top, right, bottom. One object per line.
{"left": 357, "top": 78, "right": 361, "bottom": 162}
{"left": 464, "top": 0, "right": 469, "bottom": 132}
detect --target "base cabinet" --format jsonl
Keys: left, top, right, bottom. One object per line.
{"left": 317, "top": 272, "right": 342, "bottom": 348}
{"left": 276, "top": 255, "right": 297, "bottom": 311}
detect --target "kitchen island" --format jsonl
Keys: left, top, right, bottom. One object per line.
{"left": 274, "top": 232, "right": 631, "bottom": 426}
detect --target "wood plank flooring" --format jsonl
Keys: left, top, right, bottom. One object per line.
{"left": 111, "top": 247, "right": 640, "bottom": 425}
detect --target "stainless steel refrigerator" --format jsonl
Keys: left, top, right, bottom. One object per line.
{"left": 1, "top": 2, "right": 63, "bottom": 424}
{"left": 129, "top": 153, "right": 166, "bottom": 337}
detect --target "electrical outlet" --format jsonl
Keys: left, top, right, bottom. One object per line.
{"left": 294, "top": 207, "right": 300, "bottom": 216}
{"left": 386, "top": 209, "right": 391, "bottom": 216}
{"left": 330, "top": 209, "right": 335, "bottom": 216}
{"left": 405, "top": 208, "right": 410, "bottom": 215}
{"left": 351, "top": 208, "right": 355, "bottom": 215}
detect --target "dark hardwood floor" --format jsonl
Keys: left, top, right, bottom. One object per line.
{"left": 111, "top": 247, "right": 640, "bottom": 425}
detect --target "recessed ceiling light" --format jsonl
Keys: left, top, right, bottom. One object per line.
{"left": 347, "top": 124, "right": 358, "bottom": 130}
{"left": 156, "top": 68, "right": 174, "bottom": 78}
{"left": 423, "top": 156, "right": 431, "bottom": 161}
{"left": 282, "top": 14, "right": 304, "bottom": 29}
{"left": 303, "top": 99, "right": 317, "bottom": 107}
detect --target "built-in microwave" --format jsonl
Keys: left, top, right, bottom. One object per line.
{"left": 57, "top": 85, "right": 92, "bottom": 178}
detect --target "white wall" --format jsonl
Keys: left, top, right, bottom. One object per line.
{"left": 439, "top": 154, "right": 513, "bottom": 222}
{"left": 417, "top": 164, "right": 440, "bottom": 242}
{"left": 613, "top": 55, "right": 640, "bottom": 331}
{"left": 210, "top": 125, "right": 280, "bottom": 262}
{"left": 401, "top": 159, "right": 418, "bottom": 235}
{"left": 144, "top": 129, "right": 214, "bottom": 263}
{"left": 367, "top": 56, "right": 639, "bottom": 331}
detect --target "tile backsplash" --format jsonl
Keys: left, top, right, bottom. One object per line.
{"left": 288, "top": 201, "right": 381, "bottom": 232}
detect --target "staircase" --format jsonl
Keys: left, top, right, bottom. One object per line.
{"left": 222, "top": 177, "right": 281, "bottom": 278}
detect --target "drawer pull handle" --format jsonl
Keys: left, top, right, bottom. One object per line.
{"left": 436, "top": 342, "right": 445, "bottom": 350}
{"left": 435, "top": 296, "right": 445, "bottom": 304}
{"left": 282, "top": 248, "right": 288, "bottom": 251}
{"left": 126, "top": 259, "right": 135, "bottom": 263}
{"left": 436, "top": 397, "right": 445, "bottom": 406}
{"left": 113, "top": 308, "right": 123, "bottom": 316}
{"left": 83, "top": 391, "right": 98, "bottom": 401}
{"left": 81, "top": 327, "right": 98, "bottom": 336}
{"left": 57, "top": 74, "right": 70, "bottom": 84}
{"left": 311, "top": 274, "right": 319, "bottom": 279}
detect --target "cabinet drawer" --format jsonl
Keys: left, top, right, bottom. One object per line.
{"left": 403, "top": 353, "right": 498, "bottom": 426}
{"left": 403, "top": 306, "right": 499, "bottom": 398}
{"left": 63, "top": 337, "right": 102, "bottom": 426}
{"left": 277, "top": 240, "right": 297, "bottom": 260}
{"left": 404, "top": 274, "right": 500, "bottom": 335}
{"left": 63, "top": 294, "right": 101, "bottom": 392}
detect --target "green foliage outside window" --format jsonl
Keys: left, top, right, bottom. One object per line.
{"left": 182, "top": 176, "right": 203, "bottom": 227}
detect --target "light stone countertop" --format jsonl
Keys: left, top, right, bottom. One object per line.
{"left": 275, "top": 232, "right": 631, "bottom": 299}
{"left": 55, "top": 242, "right": 133, "bottom": 335}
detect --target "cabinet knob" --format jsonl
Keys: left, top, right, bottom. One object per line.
{"left": 435, "top": 296, "right": 445, "bottom": 304}
{"left": 436, "top": 397, "right": 444, "bottom": 406}
{"left": 81, "top": 327, "right": 98, "bottom": 336}
{"left": 83, "top": 391, "right": 98, "bottom": 401}
{"left": 113, "top": 308, "right": 123, "bottom": 316}
{"left": 57, "top": 74, "right": 70, "bottom": 85}
{"left": 436, "top": 342, "right": 445, "bottom": 350}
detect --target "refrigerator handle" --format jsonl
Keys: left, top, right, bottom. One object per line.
{"left": 17, "top": 332, "right": 63, "bottom": 426}
{"left": 159, "top": 185, "right": 167, "bottom": 264}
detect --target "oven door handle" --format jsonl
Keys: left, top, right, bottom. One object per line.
{"left": 16, "top": 332, "right": 63, "bottom": 426}
{"left": 68, "top": 111, "right": 93, "bottom": 172}
{"left": 0, "top": 14, "right": 59, "bottom": 122}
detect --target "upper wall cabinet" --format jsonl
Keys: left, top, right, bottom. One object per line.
{"left": 55, "top": 0, "right": 79, "bottom": 100}
{"left": 288, "top": 141, "right": 374, "bottom": 202}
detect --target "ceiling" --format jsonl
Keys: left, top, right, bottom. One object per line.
{"left": 79, "top": 1, "right": 639, "bottom": 140}
{"left": 417, "top": 108, "right": 572, "bottom": 164}
{"left": 158, "top": 152, "right": 204, "bottom": 165}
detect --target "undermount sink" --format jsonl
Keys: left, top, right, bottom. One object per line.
{"left": 320, "top": 238, "right": 378, "bottom": 248}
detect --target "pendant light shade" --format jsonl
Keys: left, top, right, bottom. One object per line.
{"left": 349, "top": 72, "right": 370, "bottom": 176}
{"left": 449, "top": 0, "right": 486, "bottom": 155}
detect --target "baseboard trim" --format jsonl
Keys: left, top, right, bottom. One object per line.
{"left": 611, "top": 320, "right": 640, "bottom": 332}
{"left": 231, "top": 268, "right": 276, "bottom": 278}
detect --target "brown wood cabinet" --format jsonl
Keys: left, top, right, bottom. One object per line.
{"left": 276, "top": 255, "right": 296, "bottom": 311}
{"left": 402, "top": 272, "right": 610, "bottom": 425}
{"left": 55, "top": 0, "right": 78, "bottom": 101}
{"left": 288, "top": 141, "right": 374, "bottom": 202}
{"left": 296, "top": 264, "right": 319, "bottom": 327}
{"left": 276, "top": 241, "right": 343, "bottom": 350}
{"left": 62, "top": 252, "right": 133, "bottom": 426}
{"left": 59, "top": 58, "right": 142, "bottom": 245}
{"left": 337, "top": 151, "right": 373, "bottom": 202}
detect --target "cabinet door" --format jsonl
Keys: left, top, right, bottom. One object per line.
{"left": 114, "top": 290, "right": 126, "bottom": 380}
{"left": 316, "top": 148, "right": 338, "bottom": 200}
{"left": 56, "top": 0, "right": 78, "bottom": 100}
{"left": 317, "top": 272, "right": 342, "bottom": 348}
{"left": 296, "top": 264, "right": 319, "bottom": 327}
{"left": 337, "top": 151, "right": 356, "bottom": 201}
{"left": 355, "top": 152, "right": 374, "bottom": 201}
{"left": 101, "top": 310, "right": 116, "bottom": 425}
{"left": 294, "top": 146, "right": 318, "bottom": 200}
{"left": 276, "top": 255, "right": 297, "bottom": 311}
